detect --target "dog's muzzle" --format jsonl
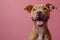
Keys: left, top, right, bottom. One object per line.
{"left": 31, "top": 10, "right": 49, "bottom": 26}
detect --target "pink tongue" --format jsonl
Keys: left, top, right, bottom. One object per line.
{"left": 36, "top": 21, "right": 44, "bottom": 25}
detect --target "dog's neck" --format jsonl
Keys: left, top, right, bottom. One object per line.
{"left": 33, "top": 21, "right": 48, "bottom": 33}
{"left": 33, "top": 22, "right": 48, "bottom": 40}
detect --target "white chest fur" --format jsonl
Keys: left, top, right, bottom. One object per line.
{"left": 37, "top": 27, "right": 44, "bottom": 40}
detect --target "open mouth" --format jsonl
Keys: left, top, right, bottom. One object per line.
{"left": 31, "top": 16, "right": 49, "bottom": 26}
{"left": 36, "top": 18, "right": 45, "bottom": 26}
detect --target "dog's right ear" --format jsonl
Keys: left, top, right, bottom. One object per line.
{"left": 46, "top": 3, "right": 57, "bottom": 12}
{"left": 24, "top": 5, "right": 33, "bottom": 13}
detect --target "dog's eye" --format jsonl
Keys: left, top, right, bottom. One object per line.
{"left": 33, "top": 8, "right": 36, "bottom": 11}
{"left": 43, "top": 8, "right": 47, "bottom": 10}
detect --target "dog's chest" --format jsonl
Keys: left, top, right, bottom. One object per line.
{"left": 37, "top": 27, "right": 44, "bottom": 40}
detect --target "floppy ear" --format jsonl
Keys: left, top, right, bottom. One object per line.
{"left": 46, "top": 3, "right": 56, "bottom": 11}
{"left": 24, "top": 5, "right": 33, "bottom": 13}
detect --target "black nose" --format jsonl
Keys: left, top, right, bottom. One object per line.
{"left": 37, "top": 11, "right": 42, "bottom": 16}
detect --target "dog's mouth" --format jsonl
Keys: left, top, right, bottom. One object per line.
{"left": 36, "top": 21, "right": 44, "bottom": 26}
{"left": 32, "top": 16, "right": 49, "bottom": 26}
{"left": 36, "top": 18, "right": 45, "bottom": 26}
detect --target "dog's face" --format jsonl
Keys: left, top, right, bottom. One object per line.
{"left": 24, "top": 3, "right": 56, "bottom": 26}
{"left": 31, "top": 4, "right": 50, "bottom": 21}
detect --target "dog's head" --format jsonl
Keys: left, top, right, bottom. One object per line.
{"left": 24, "top": 3, "right": 56, "bottom": 26}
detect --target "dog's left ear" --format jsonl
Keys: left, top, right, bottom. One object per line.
{"left": 46, "top": 3, "right": 56, "bottom": 11}
{"left": 24, "top": 5, "right": 33, "bottom": 13}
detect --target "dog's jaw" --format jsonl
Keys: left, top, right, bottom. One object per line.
{"left": 36, "top": 21, "right": 44, "bottom": 27}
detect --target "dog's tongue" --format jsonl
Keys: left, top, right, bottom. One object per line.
{"left": 36, "top": 21, "right": 44, "bottom": 25}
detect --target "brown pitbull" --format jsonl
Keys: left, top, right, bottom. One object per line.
{"left": 24, "top": 3, "right": 56, "bottom": 40}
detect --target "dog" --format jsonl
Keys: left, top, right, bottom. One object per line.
{"left": 24, "top": 3, "right": 56, "bottom": 40}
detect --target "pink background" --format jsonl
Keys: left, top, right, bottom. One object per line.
{"left": 0, "top": 0, "right": 60, "bottom": 40}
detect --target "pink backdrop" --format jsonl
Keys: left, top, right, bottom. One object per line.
{"left": 0, "top": 0, "right": 60, "bottom": 40}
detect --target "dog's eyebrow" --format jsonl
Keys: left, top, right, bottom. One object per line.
{"left": 35, "top": 6, "right": 46, "bottom": 9}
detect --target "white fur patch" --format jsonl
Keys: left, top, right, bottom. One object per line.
{"left": 37, "top": 27, "right": 48, "bottom": 40}
{"left": 37, "top": 27, "right": 44, "bottom": 40}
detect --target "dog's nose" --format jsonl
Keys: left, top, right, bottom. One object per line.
{"left": 37, "top": 11, "right": 42, "bottom": 16}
